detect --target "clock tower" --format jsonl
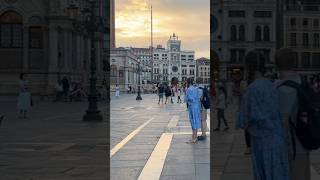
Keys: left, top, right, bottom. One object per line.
{"left": 167, "top": 33, "right": 181, "bottom": 83}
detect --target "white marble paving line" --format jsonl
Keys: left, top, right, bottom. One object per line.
{"left": 110, "top": 117, "right": 154, "bottom": 158}
{"left": 173, "top": 132, "right": 211, "bottom": 135}
{"left": 167, "top": 115, "right": 179, "bottom": 130}
{"left": 137, "top": 133, "right": 173, "bottom": 180}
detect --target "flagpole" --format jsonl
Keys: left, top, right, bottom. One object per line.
{"left": 150, "top": 0, "right": 154, "bottom": 84}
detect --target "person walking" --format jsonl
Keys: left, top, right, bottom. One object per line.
{"left": 17, "top": 73, "right": 32, "bottom": 119}
{"left": 236, "top": 50, "right": 289, "bottom": 180}
{"left": 158, "top": 84, "right": 164, "bottom": 104}
{"left": 0, "top": 114, "right": 4, "bottom": 126}
{"left": 275, "top": 48, "right": 310, "bottom": 180}
{"left": 185, "top": 78, "right": 201, "bottom": 144}
{"left": 170, "top": 86, "right": 174, "bottom": 104}
{"left": 115, "top": 84, "right": 120, "bottom": 98}
{"left": 54, "top": 80, "right": 63, "bottom": 101}
{"left": 239, "top": 76, "right": 251, "bottom": 155}
{"left": 214, "top": 86, "right": 229, "bottom": 131}
{"left": 61, "top": 76, "right": 70, "bottom": 102}
{"left": 198, "top": 86, "right": 210, "bottom": 140}
{"left": 165, "top": 85, "right": 171, "bottom": 104}
{"left": 177, "top": 89, "right": 182, "bottom": 103}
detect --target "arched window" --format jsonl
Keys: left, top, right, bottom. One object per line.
{"left": 239, "top": 25, "right": 245, "bottom": 41}
{"left": 255, "top": 26, "right": 262, "bottom": 41}
{"left": 230, "top": 25, "right": 237, "bottom": 41}
{"left": 0, "top": 11, "right": 23, "bottom": 48}
{"left": 263, "top": 26, "right": 270, "bottom": 41}
{"left": 111, "top": 65, "right": 117, "bottom": 77}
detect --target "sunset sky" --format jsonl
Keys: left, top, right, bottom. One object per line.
{"left": 115, "top": 0, "right": 210, "bottom": 59}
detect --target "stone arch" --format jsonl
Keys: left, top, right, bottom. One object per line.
{"left": 28, "top": 15, "right": 42, "bottom": 24}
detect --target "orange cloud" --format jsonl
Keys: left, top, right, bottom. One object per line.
{"left": 115, "top": 0, "right": 210, "bottom": 58}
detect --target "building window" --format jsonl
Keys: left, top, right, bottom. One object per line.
{"left": 230, "top": 49, "right": 237, "bottom": 63}
{"left": 301, "top": 52, "right": 310, "bottom": 68}
{"left": 254, "top": 11, "right": 272, "bottom": 18}
{"left": 303, "top": 18, "right": 309, "bottom": 27}
{"left": 290, "top": 33, "right": 297, "bottom": 47}
{"left": 314, "top": 33, "right": 320, "bottom": 48}
{"left": 231, "top": 25, "right": 237, "bottom": 41}
{"left": 255, "top": 26, "right": 262, "bottom": 41}
{"left": 312, "top": 53, "right": 320, "bottom": 68}
{"left": 239, "top": 25, "right": 245, "bottom": 41}
{"left": 228, "top": 10, "right": 245, "bottom": 17}
{"left": 314, "top": 19, "right": 319, "bottom": 28}
{"left": 29, "top": 27, "right": 43, "bottom": 48}
{"left": 0, "top": 11, "right": 23, "bottom": 48}
{"left": 263, "top": 26, "right": 270, "bottom": 41}
{"left": 119, "top": 70, "right": 124, "bottom": 77}
{"left": 111, "top": 66, "right": 117, "bottom": 77}
{"left": 290, "top": 18, "right": 296, "bottom": 26}
{"left": 302, "top": 33, "right": 309, "bottom": 47}
{"left": 238, "top": 49, "right": 245, "bottom": 63}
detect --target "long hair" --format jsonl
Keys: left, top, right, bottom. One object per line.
{"left": 244, "top": 51, "right": 267, "bottom": 85}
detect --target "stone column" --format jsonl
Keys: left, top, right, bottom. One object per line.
{"left": 63, "top": 30, "right": 69, "bottom": 72}
{"left": 46, "top": 26, "right": 59, "bottom": 95}
{"left": 48, "top": 27, "right": 58, "bottom": 72}
{"left": 23, "top": 26, "right": 29, "bottom": 70}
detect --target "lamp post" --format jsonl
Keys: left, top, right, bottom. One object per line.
{"left": 136, "top": 63, "right": 142, "bottom": 100}
{"left": 68, "top": 0, "right": 103, "bottom": 121}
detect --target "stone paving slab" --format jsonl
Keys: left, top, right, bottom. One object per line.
{"left": 0, "top": 101, "right": 108, "bottom": 179}
{"left": 110, "top": 94, "right": 210, "bottom": 180}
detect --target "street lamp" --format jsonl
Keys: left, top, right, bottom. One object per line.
{"left": 68, "top": 0, "right": 103, "bottom": 121}
{"left": 136, "top": 63, "right": 142, "bottom": 100}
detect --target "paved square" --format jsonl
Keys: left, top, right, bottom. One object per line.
{"left": 110, "top": 94, "right": 210, "bottom": 180}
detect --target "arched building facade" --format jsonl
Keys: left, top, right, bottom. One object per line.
{"left": 0, "top": 0, "right": 107, "bottom": 95}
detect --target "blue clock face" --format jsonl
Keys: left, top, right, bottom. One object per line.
{"left": 172, "top": 66, "right": 178, "bottom": 72}
{"left": 211, "top": 15, "right": 218, "bottom": 33}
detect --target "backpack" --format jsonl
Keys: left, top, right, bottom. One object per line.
{"left": 202, "top": 94, "right": 210, "bottom": 109}
{"left": 279, "top": 77, "right": 320, "bottom": 158}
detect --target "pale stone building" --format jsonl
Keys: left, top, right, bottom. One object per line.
{"left": 211, "top": 0, "right": 277, "bottom": 80}
{"left": 131, "top": 47, "right": 152, "bottom": 84}
{"left": 153, "top": 33, "right": 196, "bottom": 85}
{"left": 110, "top": 48, "right": 140, "bottom": 91}
{"left": 282, "top": 0, "right": 320, "bottom": 74}
{"left": 120, "top": 34, "right": 196, "bottom": 86}
{"left": 196, "top": 57, "right": 210, "bottom": 85}
{"left": 0, "top": 0, "right": 107, "bottom": 95}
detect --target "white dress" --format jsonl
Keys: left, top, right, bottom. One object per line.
{"left": 17, "top": 80, "right": 31, "bottom": 111}
{"left": 115, "top": 87, "right": 120, "bottom": 97}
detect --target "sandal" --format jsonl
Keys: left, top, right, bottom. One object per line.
{"left": 186, "top": 139, "right": 198, "bottom": 144}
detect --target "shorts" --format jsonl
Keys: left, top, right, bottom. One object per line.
{"left": 201, "top": 109, "right": 207, "bottom": 121}
{"left": 159, "top": 93, "right": 164, "bottom": 98}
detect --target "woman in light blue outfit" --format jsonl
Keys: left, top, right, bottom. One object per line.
{"left": 17, "top": 73, "right": 32, "bottom": 119}
{"left": 185, "top": 78, "right": 201, "bottom": 143}
{"left": 236, "top": 51, "right": 289, "bottom": 180}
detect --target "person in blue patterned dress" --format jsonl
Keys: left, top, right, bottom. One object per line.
{"left": 185, "top": 78, "right": 201, "bottom": 144}
{"left": 236, "top": 51, "right": 289, "bottom": 180}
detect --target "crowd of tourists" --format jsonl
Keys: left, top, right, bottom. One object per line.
{"left": 54, "top": 76, "right": 87, "bottom": 102}
{"left": 156, "top": 84, "right": 186, "bottom": 104}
